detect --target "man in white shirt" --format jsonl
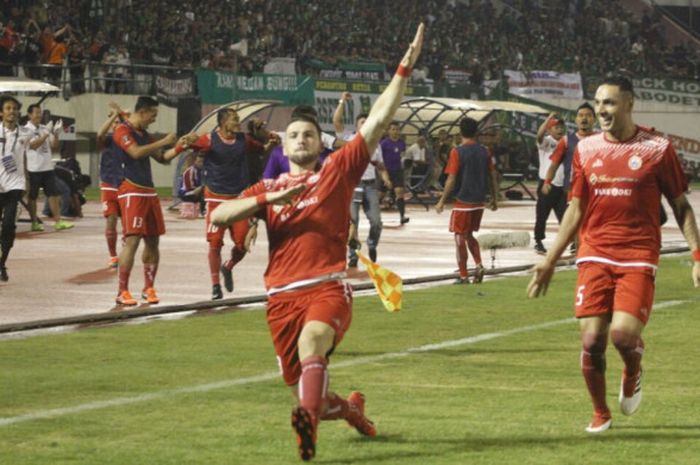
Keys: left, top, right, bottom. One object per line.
{"left": 534, "top": 113, "right": 566, "bottom": 254}
{"left": 0, "top": 96, "right": 33, "bottom": 281}
{"left": 25, "top": 104, "right": 73, "bottom": 231}
{"left": 403, "top": 135, "right": 427, "bottom": 189}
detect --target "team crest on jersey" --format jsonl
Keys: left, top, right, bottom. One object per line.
{"left": 589, "top": 173, "right": 598, "bottom": 184}
{"left": 592, "top": 159, "right": 603, "bottom": 168}
{"left": 308, "top": 174, "right": 320, "bottom": 184}
{"left": 628, "top": 154, "right": 643, "bottom": 171}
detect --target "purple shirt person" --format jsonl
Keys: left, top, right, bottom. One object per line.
{"left": 378, "top": 122, "right": 409, "bottom": 225}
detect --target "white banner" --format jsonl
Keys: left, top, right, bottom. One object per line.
{"left": 505, "top": 70, "right": 583, "bottom": 99}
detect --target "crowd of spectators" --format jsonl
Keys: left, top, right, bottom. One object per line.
{"left": 0, "top": 0, "right": 697, "bottom": 91}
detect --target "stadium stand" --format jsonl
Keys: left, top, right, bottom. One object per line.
{"left": 0, "top": 0, "right": 697, "bottom": 86}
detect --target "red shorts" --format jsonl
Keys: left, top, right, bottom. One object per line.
{"left": 449, "top": 206, "right": 484, "bottom": 234}
{"left": 574, "top": 261, "right": 656, "bottom": 324}
{"left": 100, "top": 182, "right": 120, "bottom": 218}
{"left": 267, "top": 280, "right": 353, "bottom": 385}
{"left": 118, "top": 181, "right": 166, "bottom": 237}
{"left": 204, "top": 189, "right": 250, "bottom": 248}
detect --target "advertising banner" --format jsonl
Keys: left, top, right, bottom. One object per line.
{"left": 196, "top": 71, "right": 314, "bottom": 105}
{"left": 505, "top": 70, "right": 583, "bottom": 99}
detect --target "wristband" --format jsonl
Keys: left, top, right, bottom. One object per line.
{"left": 692, "top": 250, "right": 700, "bottom": 262}
{"left": 174, "top": 143, "right": 184, "bottom": 154}
{"left": 396, "top": 64, "right": 412, "bottom": 78}
{"left": 543, "top": 179, "right": 552, "bottom": 186}
{"left": 338, "top": 99, "right": 345, "bottom": 105}
{"left": 255, "top": 193, "right": 267, "bottom": 207}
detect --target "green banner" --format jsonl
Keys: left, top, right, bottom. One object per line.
{"left": 314, "top": 79, "right": 431, "bottom": 96}
{"left": 196, "top": 70, "right": 314, "bottom": 105}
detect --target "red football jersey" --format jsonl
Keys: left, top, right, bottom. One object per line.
{"left": 570, "top": 127, "right": 687, "bottom": 266}
{"left": 241, "top": 134, "right": 369, "bottom": 290}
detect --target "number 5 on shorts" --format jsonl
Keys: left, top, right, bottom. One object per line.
{"left": 576, "top": 285, "right": 586, "bottom": 306}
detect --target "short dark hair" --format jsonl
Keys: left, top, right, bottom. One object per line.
{"left": 135, "top": 96, "right": 159, "bottom": 112}
{"left": 0, "top": 95, "right": 21, "bottom": 110}
{"left": 600, "top": 76, "right": 634, "bottom": 94}
{"left": 27, "top": 103, "right": 41, "bottom": 115}
{"left": 576, "top": 102, "right": 595, "bottom": 116}
{"left": 388, "top": 121, "right": 400, "bottom": 128}
{"left": 217, "top": 108, "right": 237, "bottom": 126}
{"left": 459, "top": 117, "right": 478, "bottom": 138}
{"left": 291, "top": 105, "right": 318, "bottom": 119}
{"left": 287, "top": 114, "right": 322, "bottom": 138}
{"left": 355, "top": 113, "right": 369, "bottom": 124}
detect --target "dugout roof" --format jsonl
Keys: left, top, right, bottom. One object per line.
{"left": 394, "top": 97, "right": 549, "bottom": 140}
{"left": 193, "top": 100, "right": 282, "bottom": 134}
{"left": 0, "top": 78, "right": 61, "bottom": 93}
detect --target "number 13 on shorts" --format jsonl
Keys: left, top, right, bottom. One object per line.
{"left": 575, "top": 285, "right": 586, "bottom": 306}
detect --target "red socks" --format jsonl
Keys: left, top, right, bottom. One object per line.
{"left": 581, "top": 332, "right": 609, "bottom": 416}
{"left": 466, "top": 234, "right": 482, "bottom": 267}
{"left": 223, "top": 246, "right": 247, "bottom": 271}
{"left": 105, "top": 228, "right": 117, "bottom": 257}
{"left": 299, "top": 355, "right": 328, "bottom": 422}
{"left": 454, "top": 234, "right": 468, "bottom": 279}
{"left": 143, "top": 263, "right": 158, "bottom": 289}
{"left": 611, "top": 330, "right": 645, "bottom": 394}
{"left": 208, "top": 246, "right": 222, "bottom": 284}
{"left": 118, "top": 268, "right": 130, "bottom": 292}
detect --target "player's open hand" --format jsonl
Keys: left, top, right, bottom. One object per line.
{"left": 692, "top": 261, "right": 700, "bottom": 288}
{"left": 266, "top": 184, "right": 306, "bottom": 206}
{"left": 527, "top": 261, "right": 555, "bottom": 298}
{"left": 400, "top": 22, "right": 425, "bottom": 69}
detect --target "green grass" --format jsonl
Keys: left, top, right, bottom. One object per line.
{"left": 83, "top": 186, "right": 174, "bottom": 201}
{"left": 1, "top": 256, "right": 699, "bottom": 464}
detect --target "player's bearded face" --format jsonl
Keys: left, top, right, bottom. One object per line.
{"left": 595, "top": 85, "right": 632, "bottom": 134}
{"left": 284, "top": 121, "right": 322, "bottom": 166}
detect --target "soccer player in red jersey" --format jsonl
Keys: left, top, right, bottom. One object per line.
{"left": 173, "top": 109, "right": 276, "bottom": 300}
{"left": 97, "top": 102, "right": 128, "bottom": 268}
{"left": 211, "top": 24, "right": 424, "bottom": 461}
{"left": 112, "top": 96, "right": 192, "bottom": 306}
{"left": 435, "top": 117, "right": 498, "bottom": 284}
{"left": 528, "top": 76, "right": 700, "bottom": 433}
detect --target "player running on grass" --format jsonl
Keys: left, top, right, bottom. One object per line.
{"left": 211, "top": 23, "right": 424, "bottom": 461}
{"left": 528, "top": 76, "right": 700, "bottom": 433}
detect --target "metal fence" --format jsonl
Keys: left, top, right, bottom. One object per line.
{"left": 1, "top": 61, "right": 195, "bottom": 97}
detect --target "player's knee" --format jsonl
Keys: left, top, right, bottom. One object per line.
{"left": 581, "top": 331, "right": 607, "bottom": 353}
{"left": 610, "top": 329, "right": 638, "bottom": 352}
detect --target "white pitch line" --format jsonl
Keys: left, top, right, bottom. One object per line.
{"left": 0, "top": 299, "right": 691, "bottom": 428}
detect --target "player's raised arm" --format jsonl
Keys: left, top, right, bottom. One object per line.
{"left": 359, "top": 23, "right": 424, "bottom": 151}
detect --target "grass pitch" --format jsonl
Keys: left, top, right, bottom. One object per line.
{"left": 1, "top": 256, "right": 699, "bottom": 464}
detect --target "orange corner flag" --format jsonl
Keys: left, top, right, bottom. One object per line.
{"left": 357, "top": 251, "right": 403, "bottom": 312}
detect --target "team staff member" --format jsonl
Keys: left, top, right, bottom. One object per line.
{"left": 435, "top": 117, "right": 498, "bottom": 284}
{"left": 113, "top": 96, "right": 188, "bottom": 306}
{"left": 0, "top": 96, "right": 32, "bottom": 282}
{"left": 528, "top": 76, "right": 700, "bottom": 433}
{"left": 175, "top": 109, "right": 275, "bottom": 300}
{"left": 97, "top": 102, "right": 127, "bottom": 268}
{"left": 380, "top": 121, "right": 409, "bottom": 225}
{"left": 25, "top": 104, "right": 73, "bottom": 231}
{"left": 533, "top": 113, "right": 566, "bottom": 254}
{"left": 211, "top": 23, "right": 424, "bottom": 461}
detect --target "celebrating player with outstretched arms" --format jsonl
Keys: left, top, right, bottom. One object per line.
{"left": 211, "top": 23, "right": 424, "bottom": 462}
{"left": 527, "top": 76, "right": 700, "bottom": 434}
